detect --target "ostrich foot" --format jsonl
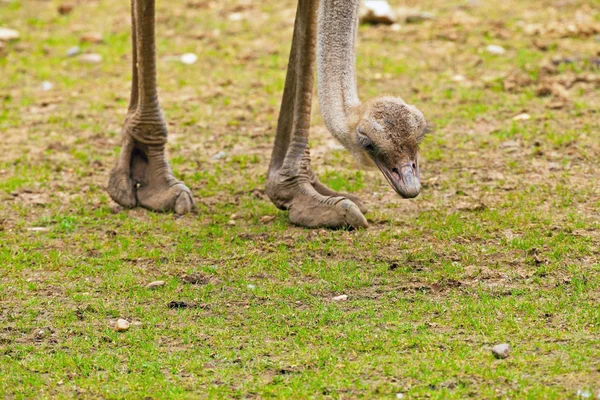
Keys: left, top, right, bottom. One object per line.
{"left": 267, "top": 174, "right": 368, "bottom": 229}
{"left": 312, "top": 179, "right": 368, "bottom": 215}
{"left": 108, "top": 136, "right": 193, "bottom": 215}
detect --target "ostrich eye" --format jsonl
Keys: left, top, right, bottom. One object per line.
{"left": 359, "top": 136, "right": 375, "bottom": 152}
{"left": 357, "top": 128, "right": 375, "bottom": 152}
{"left": 363, "top": 138, "right": 377, "bottom": 153}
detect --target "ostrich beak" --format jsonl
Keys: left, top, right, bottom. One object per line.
{"left": 374, "top": 155, "right": 421, "bottom": 199}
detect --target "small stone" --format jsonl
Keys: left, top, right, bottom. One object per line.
{"left": 211, "top": 151, "right": 227, "bottom": 160}
{"left": 500, "top": 140, "right": 519, "bottom": 149}
{"left": 259, "top": 215, "right": 275, "bottom": 223}
{"left": 79, "top": 53, "right": 103, "bottom": 63}
{"left": 41, "top": 81, "right": 53, "bottom": 91}
{"left": 80, "top": 32, "right": 103, "bottom": 44}
{"left": 512, "top": 113, "right": 531, "bottom": 121}
{"left": 116, "top": 319, "right": 130, "bottom": 331}
{"left": 576, "top": 389, "right": 592, "bottom": 399}
{"left": 227, "top": 219, "right": 236, "bottom": 226}
{"left": 147, "top": 280, "right": 165, "bottom": 289}
{"left": 180, "top": 53, "right": 198, "bottom": 65}
{"left": 390, "top": 23, "right": 402, "bottom": 32}
{"left": 332, "top": 294, "right": 348, "bottom": 301}
{"left": 0, "top": 28, "right": 19, "bottom": 42}
{"left": 360, "top": 0, "right": 397, "bottom": 25}
{"left": 532, "top": 38, "right": 550, "bottom": 51}
{"left": 547, "top": 100, "right": 567, "bottom": 110}
{"left": 66, "top": 46, "right": 81, "bottom": 57}
{"left": 247, "top": 284, "right": 256, "bottom": 290}
{"left": 250, "top": 189, "right": 262, "bottom": 199}
{"left": 396, "top": 394, "right": 405, "bottom": 399}
{"left": 33, "top": 328, "right": 46, "bottom": 341}
{"left": 451, "top": 74, "right": 466, "bottom": 82}
{"left": 228, "top": 12, "right": 243, "bottom": 21}
{"left": 486, "top": 45, "right": 506, "bottom": 55}
{"left": 491, "top": 343, "right": 510, "bottom": 359}
{"left": 58, "top": 4, "right": 74, "bottom": 15}
{"left": 27, "top": 227, "right": 50, "bottom": 232}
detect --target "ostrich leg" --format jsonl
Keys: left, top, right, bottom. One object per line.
{"left": 127, "top": 0, "right": 139, "bottom": 116}
{"left": 266, "top": 0, "right": 368, "bottom": 229}
{"left": 108, "top": 0, "right": 193, "bottom": 214}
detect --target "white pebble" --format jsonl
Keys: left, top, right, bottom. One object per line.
{"left": 512, "top": 113, "right": 531, "bottom": 121}
{"left": 41, "top": 81, "right": 53, "bottom": 91}
{"left": 27, "top": 227, "right": 50, "bottom": 232}
{"left": 576, "top": 389, "right": 592, "bottom": 399}
{"left": 0, "top": 27, "right": 19, "bottom": 41}
{"left": 486, "top": 45, "right": 506, "bottom": 55}
{"left": 79, "top": 53, "right": 103, "bottom": 63}
{"left": 211, "top": 151, "right": 227, "bottom": 160}
{"left": 66, "top": 46, "right": 81, "bottom": 57}
{"left": 228, "top": 12, "right": 243, "bottom": 21}
{"left": 491, "top": 343, "right": 510, "bottom": 359}
{"left": 180, "top": 53, "right": 198, "bottom": 65}
{"left": 116, "top": 319, "right": 130, "bottom": 332}
{"left": 332, "top": 295, "right": 348, "bottom": 301}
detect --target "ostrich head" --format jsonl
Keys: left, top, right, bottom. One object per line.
{"left": 350, "top": 97, "right": 427, "bottom": 198}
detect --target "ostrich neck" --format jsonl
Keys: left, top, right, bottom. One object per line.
{"left": 317, "top": 0, "right": 361, "bottom": 144}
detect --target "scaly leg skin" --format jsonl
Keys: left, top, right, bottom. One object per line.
{"left": 108, "top": 0, "right": 193, "bottom": 215}
{"left": 267, "top": 145, "right": 368, "bottom": 230}
{"left": 108, "top": 129, "right": 193, "bottom": 215}
{"left": 266, "top": 0, "right": 367, "bottom": 229}
{"left": 310, "top": 174, "right": 368, "bottom": 215}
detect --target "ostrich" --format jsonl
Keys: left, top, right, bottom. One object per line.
{"left": 108, "top": 0, "right": 428, "bottom": 229}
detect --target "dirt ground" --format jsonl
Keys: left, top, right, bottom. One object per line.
{"left": 0, "top": 0, "right": 599, "bottom": 398}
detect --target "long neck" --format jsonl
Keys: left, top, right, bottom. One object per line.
{"left": 317, "top": 0, "right": 361, "bottom": 144}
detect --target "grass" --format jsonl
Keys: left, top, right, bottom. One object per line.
{"left": 1, "top": 0, "right": 599, "bottom": 398}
